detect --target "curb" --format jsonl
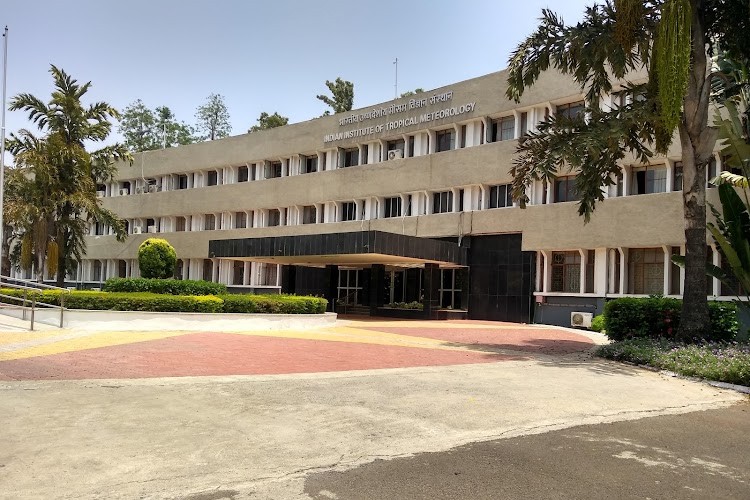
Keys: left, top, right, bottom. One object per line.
{"left": 615, "top": 359, "right": 750, "bottom": 395}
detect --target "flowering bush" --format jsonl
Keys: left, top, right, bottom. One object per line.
{"left": 597, "top": 338, "right": 750, "bottom": 386}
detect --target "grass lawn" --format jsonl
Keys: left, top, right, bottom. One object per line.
{"left": 597, "top": 339, "right": 750, "bottom": 387}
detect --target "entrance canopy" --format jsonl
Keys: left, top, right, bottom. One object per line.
{"left": 208, "top": 231, "right": 467, "bottom": 268}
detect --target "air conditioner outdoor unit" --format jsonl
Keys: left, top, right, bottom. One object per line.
{"left": 147, "top": 226, "right": 157, "bottom": 233}
{"left": 571, "top": 311, "right": 593, "bottom": 328}
{"left": 387, "top": 149, "right": 403, "bottom": 160}
{"left": 148, "top": 185, "right": 160, "bottom": 193}
{"left": 135, "top": 187, "right": 144, "bottom": 194}
{"left": 119, "top": 189, "right": 129, "bottom": 196}
{"left": 96, "top": 190, "right": 106, "bottom": 198}
{"left": 133, "top": 226, "right": 143, "bottom": 234}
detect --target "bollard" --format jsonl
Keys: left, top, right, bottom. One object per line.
{"left": 30, "top": 296, "right": 36, "bottom": 331}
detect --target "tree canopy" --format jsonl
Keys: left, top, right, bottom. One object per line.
{"left": 400, "top": 88, "right": 425, "bottom": 98}
{"left": 195, "top": 93, "right": 231, "bottom": 140}
{"left": 506, "top": 0, "right": 750, "bottom": 338}
{"left": 249, "top": 111, "right": 289, "bottom": 133}
{"left": 119, "top": 100, "right": 195, "bottom": 152}
{"left": 317, "top": 78, "right": 354, "bottom": 115}
{"left": 6, "top": 65, "right": 130, "bottom": 284}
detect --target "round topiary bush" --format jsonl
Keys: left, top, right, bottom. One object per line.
{"left": 138, "top": 238, "right": 177, "bottom": 279}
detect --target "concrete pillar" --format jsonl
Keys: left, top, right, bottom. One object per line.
{"left": 618, "top": 248, "right": 628, "bottom": 294}
{"left": 579, "top": 249, "right": 587, "bottom": 294}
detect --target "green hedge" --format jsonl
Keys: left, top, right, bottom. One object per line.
{"left": 0, "top": 289, "right": 223, "bottom": 313}
{"left": 0, "top": 289, "right": 327, "bottom": 314}
{"left": 102, "top": 278, "right": 227, "bottom": 296}
{"left": 603, "top": 297, "right": 739, "bottom": 342}
{"left": 220, "top": 294, "right": 327, "bottom": 314}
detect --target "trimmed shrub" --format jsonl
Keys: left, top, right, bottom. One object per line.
{"left": 385, "top": 301, "right": 424, "bottom": 310}
{"left": 591, "top": 314, "right": 605, "bottom": 333}
{"left": 0, "top": 289, "right": 222, "bottom": 313}
{"left": 138, "top": 238, "right": 177, "bottom": 279}
{"left": 220, "top": 294, "right": 327, "bottom": 314}
{"left": 0, "top": 288, "right": 327, "bottom": 314}
{"left": 604, "top": 297, "right": 738, "bottom": 342}
{"left": 103, "top": 277, "right": 226, "bottom": 296}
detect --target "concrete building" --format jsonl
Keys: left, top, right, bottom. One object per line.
{"left": 19, "top": 68, "right": 739, "bottom": 326}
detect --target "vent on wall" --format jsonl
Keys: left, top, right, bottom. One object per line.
{"left": 571, "top": 311, "right": 593, "bottom": 328}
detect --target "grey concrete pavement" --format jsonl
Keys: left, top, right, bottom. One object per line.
{"left": 0, "top": 356, "right": 745, "bottom": 499}
{"left": 305, "top": 403, "right": 750, "bottom": 500}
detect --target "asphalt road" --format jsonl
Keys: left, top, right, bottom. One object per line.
{"left": 305, "top": 403, "right": 750, "bottom": 500}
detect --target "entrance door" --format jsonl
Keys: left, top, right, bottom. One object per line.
{"left": 338, "top": 269, "right": 362, "bottom": 305}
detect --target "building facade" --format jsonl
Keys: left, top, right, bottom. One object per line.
{"left": 17, "top": 68, "right": 739, "bottom": 326}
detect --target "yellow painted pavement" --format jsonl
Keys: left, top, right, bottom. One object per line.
{"left": 0, "top": 321, "right": 515, "bottom": 363}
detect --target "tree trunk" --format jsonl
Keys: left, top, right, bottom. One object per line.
{"left": 677, "top": 2, "right": 716, "bottom": 339}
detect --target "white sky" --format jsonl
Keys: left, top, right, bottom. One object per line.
{"left": 0, "top": 0, "right": 589, "bottom": 155}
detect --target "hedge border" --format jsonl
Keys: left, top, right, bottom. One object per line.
{"left": 0, "top": 289, "right": 327, "bottom": 315}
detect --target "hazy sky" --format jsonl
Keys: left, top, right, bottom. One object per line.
{"left": 1, "top": 0, "right": 588, "bottom": 150}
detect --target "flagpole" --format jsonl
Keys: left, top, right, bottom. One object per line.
{"left": 393, "top": 57, "right": 398, "bottom": 99}
{"left": 0, "top": 26, "right": 8, "bottom": 280}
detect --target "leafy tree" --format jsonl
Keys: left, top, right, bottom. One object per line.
{"left": 119, "top": 101, "right": 195, "bottom": 152}
{"left": 249, "top": 111, "right": 289, "bottom": 132}
{"left": 154, "top": 106, "right": 196, "bottom": 148}
{"left": 317, "top": 78, "right": 354, "bottom": 115}
{"left": 195, "top": 93, "right": 231, "bottom": 140}
{"left": 119, "top": 99, "right": 158, "bottom": 152}
{"left": 138, "top": 238, "right": 177, "bottom": 279}
{"left": 400, "top": 88, "right": 425, "bottom": 98}
{"left": 506, "top": 0, "right": 749, "bottom": 339}
{"left": 8, "top": 65, "right": 130, "bottom": 285}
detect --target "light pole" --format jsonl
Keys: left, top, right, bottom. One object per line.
{"left": 0, "top": 26, "right": 9, "bottom": 280}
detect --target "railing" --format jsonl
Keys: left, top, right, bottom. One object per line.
{"left": 335, "top": 290, "right": 362, "bottom": 314}
{"left": 0, "top": 276, "right": 71, "bottom": 330}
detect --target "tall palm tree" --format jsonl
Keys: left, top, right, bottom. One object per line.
{"left": 7, "top": 65, "right": 131, "bottom": 285}
{"left": 506, "top": 0, "right": 750, "bottom": 339}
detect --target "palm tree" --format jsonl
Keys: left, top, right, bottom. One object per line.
{"left": 506, "top": 0, "right": 750, "bottom": 339}
{"left": 7, "top": 65, "right": 131, "bottom": 285}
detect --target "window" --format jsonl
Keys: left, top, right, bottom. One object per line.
{"left": 176, "top": 217, "right": 186, "bottom": 232}
{"left": 207, "top": 171, "right": 218, "bottom": 186}
{"left": 435, "top": 129, "right": 455, "bottom": 152}
{"left": 520, "top": 112, "right": 528, "bottom": 135}
{"left": 233, "top": 261, "right": 244, "bottom": 286}
{"left": 386, "top": 139, "right": 405, "bottom": 152}
{"left": 177, "top": 174, "right": 188, "bottom": 190}
{"left": 720, "top": 253, "right": 746, "bottom": 296}
{"left": 120, "top": 181, "right": 131, "bottom": 194}
{"left": 673, "top": 162, "right": 683, "bottom": 191}
{"left": 203, "top": 259, "right": 214, "bottom": 281}
{"left": 361, "top": 144, "right": 369, "bottom": 165}
{"left": 439, "top": 269, "right": 463, "bottom": 309}
{"left": 204, "top": 214, "right": 216, "bottom": 230}
{"left": 175, "top": 259, "right": 184, "bottom": 280}
{"left": 585, "top": 250, "right": 595, "bottom": 293}
{"left": 92, "top": 260, "right": 103, "bottom": 282}
{"left": 94, "top": 222, "right": 106, "bottom": 236}
{"left": 235, "top": 212, "right": 247, "bottom": 229}
{"left": 343, "top": 148, "right": 359, "bottom": 168}
{"left": 554, "top": 176, "right": 578, "bottom": 203}
{"left": 631, "top": 165, "right": 667, "bottom": 194}
{"left": 237, "top": 166, "right": 249, "bottom": 182}
{"left": 460, "top": 125, "right": 467, "bottom": 148}
{"left": 551, "top": 252, "right": 581, "bottom": 293}
{"left": 408, "top": 136, "right": 415, "bottom": 157}
{"left": 338, "top": 269, "right": 363, "bottom": 304}
{"left": 341, "top": 202, "right": 357, "bottom": 222}
{"left": 118, "top": 260, "right": 127, "bottom": 278}
{"left": 489, "top": 184, "right": 513, "bottom": 208}
{"left": 629, "top": 248, "right": 664, "bottom": 294}
{"left": 556, "top": 100, "right": 585, "bottom": 120}
{"left": 267, "top": 161, "right": 282, "bottom": 178}
{"left": 267, "top": 209, "right": 280, "bottom": 227}
{"left": 302, "top": 205, "right": 316, "bottom": 224}
{"left": 257, "top": 263, "right": 278, "bottom": 286}
{"left": 303, "top": 156, "right": 318, "bottom": 174}
{"left": 433, "top": 191, "right": 453, "bottom": 214}
{"left": 491, "top": 116, "right": 515, "bottom": 142}
{"left": 384, "top": 197, "right": 402, "bottom": 218}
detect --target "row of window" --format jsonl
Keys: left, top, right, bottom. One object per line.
{"left": 541, "top": 246, "right": 743, "bottom": 296}
{"left": 98, "top": 101, "right": 587, "bottom": 198}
